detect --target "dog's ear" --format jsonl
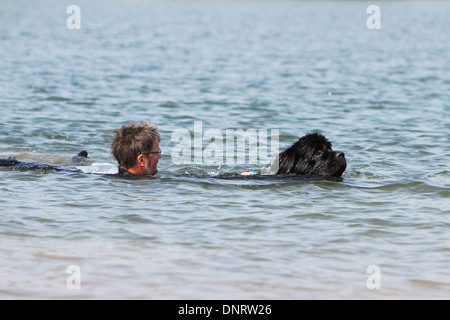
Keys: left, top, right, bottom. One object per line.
{"left": 275, "top": 144, "right": 306, "bottom": 174}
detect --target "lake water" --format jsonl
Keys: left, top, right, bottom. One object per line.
{"left": 0, "top": 0, "right": 449, "bottom": 299}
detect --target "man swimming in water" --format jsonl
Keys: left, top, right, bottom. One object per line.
{"left": 111, "top": 121, "right": 161, "bottom": 176}
{"left": 0, "top": 121, "right": 161, "bottom": 176}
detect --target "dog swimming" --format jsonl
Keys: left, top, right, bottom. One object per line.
{"left": 0, "top": 151, "right": 117, "bottom": 175}
{"left": 242, "top": 132, "right": 347, "bottom": 177}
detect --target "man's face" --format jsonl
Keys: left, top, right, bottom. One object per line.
{"left": 144, "top": 140, "right": 161, "bottom": 175}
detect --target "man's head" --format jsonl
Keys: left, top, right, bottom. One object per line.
{"left": 111, "top": 122, "right": 161, "bottom": 175}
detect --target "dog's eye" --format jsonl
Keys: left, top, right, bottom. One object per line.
{"left": 315, "top": 151, "right": 323, "bottom": 157}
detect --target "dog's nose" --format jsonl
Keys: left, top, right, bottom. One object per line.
{"left": 336, "top": 152, "right": 345, "bottom": 159}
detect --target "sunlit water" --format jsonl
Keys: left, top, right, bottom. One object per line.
{"left": 0, "top": 0, "right": 449, "bottom": 299}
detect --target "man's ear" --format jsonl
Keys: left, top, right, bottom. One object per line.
{"left": 137, "top": 154, "right": 145, "bottom": 166}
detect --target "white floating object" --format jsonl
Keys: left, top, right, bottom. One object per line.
{"left": 76, "top": 163, "right": 118, "bottom": 174}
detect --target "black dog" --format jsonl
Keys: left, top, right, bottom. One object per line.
{"left": 273, "top": 132, "right": 346, "bottom": 177}
{"left": 0, "top": 151, "right": 89, "bottom": 171}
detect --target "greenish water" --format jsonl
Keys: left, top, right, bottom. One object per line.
{"left": 0, "top": 0, "right": 449, "bottom": 299}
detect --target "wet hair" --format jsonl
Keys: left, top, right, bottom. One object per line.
{"left": 275, "top": 132, "right": 346, "bottom": 177}
{"left": 111, "top": 122, "right": 160, "bottom": 168}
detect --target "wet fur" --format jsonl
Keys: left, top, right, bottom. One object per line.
{"left": 0, "top": 151, "right": 89, "bottom": 171}
{"left": 274, "top": 132, "right": 346, "bottom": 177}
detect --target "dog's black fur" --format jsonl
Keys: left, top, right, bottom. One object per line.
{"left": 274, "top": 132, "right": 346, "bottom": 177}
{"left": 0, "top": 151, "right": 89, "bottom": 171}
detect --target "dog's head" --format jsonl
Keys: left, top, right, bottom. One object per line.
{"left": 274, "top": 132, "right": 346, "bottom": 177}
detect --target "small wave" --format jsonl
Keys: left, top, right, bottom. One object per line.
{"left": 409, "top": 279, "right": 450, "bottom": 289}
{"left": 345, "top": 170, "right": 385, "bottom": 180}
{"left": 44, "top": 96, "right": 73, "bottom": 102}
